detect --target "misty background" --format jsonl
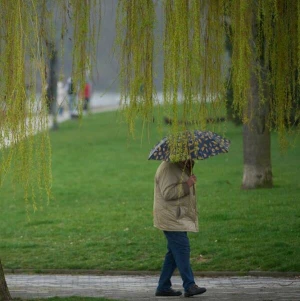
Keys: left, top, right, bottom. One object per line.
{"left": 56, "top": 0, "right": 164, "bottom": 95}
{"left": 51, "top": 0, "right": 229, "bottom": 108}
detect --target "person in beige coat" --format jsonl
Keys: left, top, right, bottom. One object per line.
{"left": 154, "top": 159, "right": 207, "bottom": 297}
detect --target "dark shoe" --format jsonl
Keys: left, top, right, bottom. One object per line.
{"left": 184, "top": 284, "right": 206, "bottom": 297}
{"left": 155, "top": 288, "right": 182, "bottom": 297}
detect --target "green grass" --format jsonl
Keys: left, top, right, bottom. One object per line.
{"left": 0, "top": 110, "right": 300, "bottom": 272}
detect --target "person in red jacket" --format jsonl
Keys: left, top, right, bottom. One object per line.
{"left": 83, "top": 82, "right": 91, "bottom": 111}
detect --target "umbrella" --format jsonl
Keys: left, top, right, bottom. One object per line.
{"left": 148, "top": 130, "right": 230, "bottom": 162}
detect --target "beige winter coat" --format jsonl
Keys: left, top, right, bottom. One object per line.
{"left": 153, "top": 161, "right": 199, "bottom": 232}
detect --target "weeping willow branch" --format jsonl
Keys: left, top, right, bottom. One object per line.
{"left": 71, "top": 0, "right": 101, "bottom": 107}
{"left": 0, "top": 0, "right": 100, "bottom": 207}
{"left": 116, "top": 0, "right": 155, "bottom": 135}
{"left": 226, "top": 0, "right": 300, "bottom": 145}
{"left": 117, "top": 0, "right": 299, "bottom": 149}
{"left": 116, "top": 0, "right": 227, "bottom": 141}
{"left": 0, "top": 0, "right": 51, "bottom": 208}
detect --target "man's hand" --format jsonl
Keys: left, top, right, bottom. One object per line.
{"left": 186, "top": 175, "right": 197, "bottom": 187}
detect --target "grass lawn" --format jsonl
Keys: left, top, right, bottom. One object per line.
{"left": 0, "top": 109, "right": 300, "bottom": 272}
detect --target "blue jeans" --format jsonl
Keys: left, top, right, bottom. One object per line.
{"left": 157, "top": 231, "right": 195, "bottom": 292}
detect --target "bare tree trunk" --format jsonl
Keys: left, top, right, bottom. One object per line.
{"left": 242, "top": 125, "right": 272, "bottom": 189}
{"left": 241, "top": 1, "right": 273, "bottom": 189}
{"left": 242, "top": 70, "right": 273, "bottom": 189}
{"left": 0, "top": 259, "right": 12, "bottom": 301}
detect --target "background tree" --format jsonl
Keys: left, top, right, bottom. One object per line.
{"left": 227, "top": 0, "right": 299, "bottom": 188}
{"left": 229, "top": 0, "right": 273, "bottom": 188}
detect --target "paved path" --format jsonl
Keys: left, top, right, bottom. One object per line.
{"left": 6, "top": 274, "right": 300, "bottom": 300}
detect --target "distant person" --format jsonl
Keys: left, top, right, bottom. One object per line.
{"left": 153, "top": 159, "right": 207, "bottom": 297}
{"left": 57, "top": 81, "right": 67, "bottom": 115}
{"left": 66, "top": 77, "right": 75, "bottom": 116}
{"left": 83, "top": 82, "right": 91, "bottom": 112}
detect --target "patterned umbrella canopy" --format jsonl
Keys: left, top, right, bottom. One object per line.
{"left": 148, "top": 130, "right": 230, "bottom": 161}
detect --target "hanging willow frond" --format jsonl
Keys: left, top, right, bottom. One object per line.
{"left": 228, "top": 0, "right": 252, "bottom": 122}
{"left": 70, "top": 0, "right": 101, "bottom": 105}
{"left": 116, "top": 0, "right": 227, "bottom": 140}
{"left": 117, "top": 0, "right": 299, "bottom": 148}
{"left": 0, "top": 0, "right": 100, "bottom": 208}
{"left": 0, "top": 0, "right": 52, "bottom": 208}
{"left": 161, "top": 0, "right": 227, "bottom": 151}
{"left": 116, "top": 0, "right": 155, "bottom": 135}
{"left": 266, "top": 0, "right": 299, "bottom": 144}
{"left": 228, "top": 0, "right": 300, "bottom": 144}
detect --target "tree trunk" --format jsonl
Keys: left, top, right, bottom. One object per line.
{"left": 241, "top": 1, "right": 273, "bottom": 189}
{"left": 242, "top": 68, "right": 273, "bottom": 189}
{"left": 242, "top": 124, "right": 272, "bottom": 189}
{"left": 46, "top": 41, "right": 59, "bottom": 130}
{"left": 0, "top": 259, "right": 12, "bottom": 301}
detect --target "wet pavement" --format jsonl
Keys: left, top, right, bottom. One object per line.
{"left": 6, "top": 274, "right": 300, "bottom": 300}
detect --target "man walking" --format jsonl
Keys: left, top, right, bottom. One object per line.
{"left": 153, "top": 159, "right": 206, "bottom": 297}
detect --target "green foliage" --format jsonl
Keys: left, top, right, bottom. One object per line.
{"left": 116, "top": 0, "right": 155, "bottom": 135}
{"left": 0, "top": 112, "right": 299, "bottom": 272}
{"left": 116, "top": 0, "right": 300, "bottom": 146}
{"left": 71, "top": 0, "right": 101, "bottom": 94}
{"left": 116, "top": 0, "right": 227, "bottom": 137}
{"left": 0, "top": 0, "right": 52, "bottom": 207}
{"left": 0, "top": 0, "right": 100, "bottom": 205}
